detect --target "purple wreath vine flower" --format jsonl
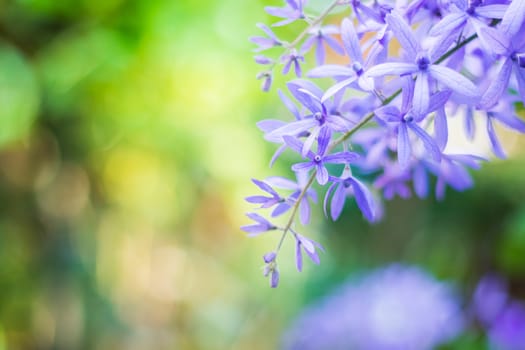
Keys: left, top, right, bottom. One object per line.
{"left": 292, "top": 230, "right": 324, "bottom": 272}
{"left": 284, "top": 127, "right": 359, "bottom": 185}
{"left": 265, "top": 80, "right": 354, "bottom": 155}
{"left": 282, "top": 264, "right": 464, "bottom": 349}
{"left": 307, "top": 17, "right": 376, "bottom": 97}
{"left": 265, "top": 0, "right": 307, "bottom": 27}
{"left": 324, "top": 165, "right": 377, "bottom": 222}
{"left": 367, "top": 11, "right": 480, "bottom": 116}
{"left": 241, "top": 213, "right": 277, "bottom": 236}
{"left": 250, "top": 23, "right": 282, "bottom": 52}
{"left": 301, "top": 25, "right": 344, "bottom": 65}
{"left": 266, "top": 172, "right": 318, "bottom": 225}
{"left": 244, "top": 0, "right": 525, "bottom": 287}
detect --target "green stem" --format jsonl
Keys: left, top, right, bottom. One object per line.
{"left": 275, "top": 170, "right": 317, "bottom": 253}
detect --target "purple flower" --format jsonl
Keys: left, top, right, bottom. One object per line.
{"left": 254, "top": 55, "right": 274, "bottom": 65}
{"left": 281, "top": 49, "right": 305, "bottom": 77}
{"left": 308, "top": 18, "right": 376, "bottom": 98}
{"left": 485, "top": 95, "right": 525, "bottom": 159}
{"left": 428, "top": 0, "right": 508, "bottom": 53}
{"left": 245, "top": 0, "right": 525, "bottom": 288}
{"left": 282, "top": 264, "right": 464, "bottom": 349}
{"left": 479, "top": 30, "right": 525, "bottom": 108}
{"left": 426, "top": 154, "right": 485, "bottom": 200}
{"left": 292, "top": 230, "right": 324, "bottom": 272}
{"left": 245, "top": 178, "right": 289, "bottom": 216}
{"left": 250, "top": 23, "right": 282, "bottom": 52}
{"left": 262, "top": 252, "right": 280, "bottom": 288}
{"left": 266, "top": 172, "right": 318, "bottom": 225}
{"left": 489, "top": 302, "right": 525, "bottom": 350}
{"left": 473, "top": 275, "right": 525, "bottom": 349}
{"left": 500, "top": 0, "right": 525, "bottom": 39}
{"left": 265, "top": 0, "right": 306, "bottom": 27}
{"left": 300, "top": 25, "right": 344, "bottom": 65}
{"left": 374, "top": 162, "right": 413, "bottom": 200}
{"left": 367, "top": 11, "right": 480, "bottom": 115}
{"left": 240, "top": 213, "right": 277, "bottom": 236}
{"left": 473, "top": 275, "right": 508, "bottom": 326}
{"left": 257, "top": 89, "right": 307, "bottom": 165}
{"left": 265, "top": 80, "right": 354, "bottom": 155}
{"left": 256, "top": 71, "right": 273, "bottom": 92}
{"left": 374, "top": 79, "right": 442, "bottom": 167}
{"left": 284, "top": 128, "right": 360, "bottom": 185}
{"left": 324, "top": 165, "right": 377, "bottom": 222}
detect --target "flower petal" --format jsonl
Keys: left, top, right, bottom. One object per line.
{"left": 487, "top": 117, "right": 506, "bottom": 159}
{"left": 413, "top": 72, "right": 429, "bottom": 118}
{"left": 500, "top": 0, "right": 525, "bottom": 38}
{"left": 307, "top": 64, "right": 354, "bottom": 78}
{"left": 265, "top": 118, "right": 318, "bottom": 142}
{"left": 409, "top": 122, "right": 442, "bottom": 162}
{"left": 331, "top": 182, "right": 346, "bottom": 221}
{"left": 429, "top": 65, "right": 479, "bottom": 98}
{"left": 349, "top": 177, "right": 376, "bottom": 222}
{"left": 322, "top": 76, "right": 357, "bottom": 102}
{"left": 299, "top": 197, "right": 311, "bottom": 225}
{"left": 323, "top": 152, "right": 360, "bottom": 164}
{"left": 434, "top": 108, "right": 448, "bottom": 151}
{"left": 480, "top": 58, "right": 512, "bottom": 109}
{"left": 316, "top": 165, "right": 329, "bottom": 185}
{"left": 367, "top": 62, "right": 418, "bottom": 77}
{"left": 429, "top": 12, "right": 467, "bottom": 37}
{"left": 397, "top": 123, "right": 411, "bottom": 167}
{"left": 341, "top": 18, "right": 363, "bottom": 63}
{"left": 385, "top": 12, "right": 420, "bottom": 58}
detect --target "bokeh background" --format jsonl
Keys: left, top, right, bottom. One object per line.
{"left": 0, "top": 0, "right": 524, "bottom": 349}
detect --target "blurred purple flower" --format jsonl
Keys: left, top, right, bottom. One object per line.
{"left": 262, "top": 251, "right": 280, "bottom": 288}
{"left": 265, "top": 0, "right": 306, "bottom": 27}
{"left": 473, "top": 275, "right": 525, "bottom": 349}
{"left": 489, "top": 302, "right": 525, "bottom": 350}
{"left": 473, "top": 274, "right": 508, "bottom": 326}
{"left": 282, "top": 264, "right": 464, "bottom": 350}
{"left": 240, "top": 213, "right": 277, "bottom": 236}
{"left": 250, "top": 23, "right": 282, "bottom": 52}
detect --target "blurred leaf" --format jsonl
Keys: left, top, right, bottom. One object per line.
{"left": 498, "top": 207, "right": 525, "bottom": 275}
{"left": 36, "top": 28, "right": 129, "bottom": 119}
{"left": 0, "top": 42, "right": 39, "bottom": 146}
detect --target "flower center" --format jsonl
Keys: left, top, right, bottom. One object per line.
{"left": 416, "top": 54, "right": 430, "bottom": 71}
{"left": 314, "top": 112, "right": 326, "bottom": 124}
{"left": 403, "top": 113, "right": 414, "bottom": 123}
{"left": 512, "top": 52, "right": 525, "bottom": 68}
{"left": 314, "top": 155, "right": 322, "bottom": 163}
{"left": 352, "top": 61, "right": 364, "bottom": 75}
{"left": 343, "top": 179, "right": 352, "bottom": 188}
{"left": 467, "top": 0, "right": 482, "bottom": 14}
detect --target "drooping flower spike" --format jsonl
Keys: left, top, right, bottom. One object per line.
{"left": 245, "top": 0, "right": 525, "bottom": 287}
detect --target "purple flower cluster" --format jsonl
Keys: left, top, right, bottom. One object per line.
{"left": 473, "top": 275, "right": 525, "bottom": 349}
{"left": 282, "top": 264, "right": 464, "bottom": 349}
{"left": 245, "top": 0, "right": 525, "bottom": 287}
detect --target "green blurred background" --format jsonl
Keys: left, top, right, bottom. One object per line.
{"left": 0, "top": 0, "right": 525, "bottom": 349}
